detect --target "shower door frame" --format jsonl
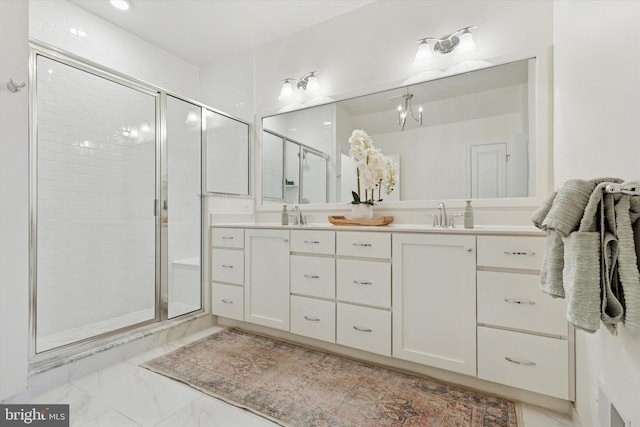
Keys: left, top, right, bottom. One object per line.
{"left": 28, "top": 41, "right": 210, "bottom": 364}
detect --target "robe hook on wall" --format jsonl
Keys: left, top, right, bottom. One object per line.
{"left": 6, "top": 79, "right": 26, "bottom": 93}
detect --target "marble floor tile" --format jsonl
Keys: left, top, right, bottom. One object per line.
{"left": 70, "top": 361, "right": 139, "bottom": 392}
{"left": 86, "top": 366, "right": 201, "bottom": 427}
{"left": 154, "top": 396, "right": 278, "bottom": 427}
{"left": 75, "top": 410, "right": 140, "bottom": 427}
{"left": 30, "top": 383, "right": 111, "bottom": 427}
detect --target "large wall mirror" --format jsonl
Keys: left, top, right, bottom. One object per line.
{"left": 261, "top": 53, "right": 550, "bottom": 209}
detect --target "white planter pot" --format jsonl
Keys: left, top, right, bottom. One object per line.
{"left": 349, "top": 203, "right": 374, "bottom": 219}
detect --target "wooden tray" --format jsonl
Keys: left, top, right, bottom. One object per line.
{"left": 328, "top": 215, "right": 394, "bottom": 226}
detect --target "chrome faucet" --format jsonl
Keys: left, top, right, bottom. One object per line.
{"left": 293, "top": 205, "right": 306, "bottom": 225}
{"left": 437, "top": 202, "right": 448, "bottom": 227}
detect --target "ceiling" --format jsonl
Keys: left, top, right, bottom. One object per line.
{"left": 68, "top": 0, "right": 375, "bottom": 66}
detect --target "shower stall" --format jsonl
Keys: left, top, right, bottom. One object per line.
{"left": 30, "top": 44, "right": 247, "bottom": 357}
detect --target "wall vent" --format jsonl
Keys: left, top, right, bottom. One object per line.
{"left": 598, "top": 378, "right": 631, "bottom": 427}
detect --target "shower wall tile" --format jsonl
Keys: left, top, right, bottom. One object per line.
{"left": 36, "top": 56, "right": 156, "bottom": 341}
{"left": 28, "top": 0, "right": 199, "bottom": 99}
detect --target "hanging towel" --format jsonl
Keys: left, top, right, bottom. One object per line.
{"left": 533, "top": 177, "right": 640, "bottom": 334}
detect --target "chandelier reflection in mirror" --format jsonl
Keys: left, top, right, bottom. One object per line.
{"left": 397, "top": 88, "right": 422, "bottom": 131}
{"left": 414, "top": 26, "right": 477, "bottom": 66}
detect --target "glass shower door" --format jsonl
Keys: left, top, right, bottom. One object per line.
{"left": 166, "top": 96, "right": 202, "bottom": 319}
{"left": 35, "top": 56, "right": 158, "bottom": 352}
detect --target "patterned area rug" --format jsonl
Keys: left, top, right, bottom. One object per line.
{"left": 143, "top": 328, "right": 520, "bottom": 427}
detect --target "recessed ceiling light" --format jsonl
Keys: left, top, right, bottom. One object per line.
{"left": 110, "top": 0, "right": 132, "bottom": 11}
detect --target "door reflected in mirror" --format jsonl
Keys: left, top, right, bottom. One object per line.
{"left": 262, "top": 58, "right": 536, "bottom": 205}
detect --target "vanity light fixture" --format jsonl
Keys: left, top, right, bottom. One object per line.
{"left": 414, "top": 26, "right": 477, "bottom": 65}
{"left": 397, "top": 88, "right": 422, "bottom": 131}
{"left": 278, "top": 72, "right": 320, "bottom": 102}
{"left": 110, "top": 0, "right": 133, "bottom": 11}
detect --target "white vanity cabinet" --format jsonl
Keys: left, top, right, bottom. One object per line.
{"left": 244, "top": 229, "right": 290, "bottom": 331}
{"left": 289, "top": 230, "right": 336, "bottom": 343}
{"left": 211, "top": 227, "right": 244, "bottom": 321}
{"left": 476, "top": 235, "right": 571, "bottom": 400}
{"left": 392, "top": 233, "right": 477, "bottom": 376}
{"left": 336, "top": 231, "right": 392, "bottom": 357}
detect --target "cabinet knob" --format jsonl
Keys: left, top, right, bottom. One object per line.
{"left": 505, "top": 356, "right": 536, "bottom": 366}
{"left": 304, "top": 315, "right": 321, "bottom": 322}
{"left": 353, "top": 325, "right": 373, "bottom": 332}
{"left": 504, "top": 298, "right": 536, "bottom": 305}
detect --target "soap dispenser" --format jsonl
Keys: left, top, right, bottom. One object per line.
{"left": 464, "top": 200, "right": 474, "bottom": 229}
{"left": 281, "top": 204, "right": 289, "bottom": 225}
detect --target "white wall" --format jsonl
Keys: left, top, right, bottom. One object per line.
{"left": 0, "top": 0, "right": 29, "bottom": 401}
{"left": 198, "top": 0, "right": 553, "bottom": 215}
{"left": 554, "top": 1, "right": 640, "bottom": 426}
{"left": 29, "top": 0, "right": 199, "bottom": 99}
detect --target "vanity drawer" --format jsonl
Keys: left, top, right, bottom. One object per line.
{"left": 477, "top": 326, "right": 569, "bottom": 399}
{"left": 337, "top": 302, "right": 391, "bottom": 356}
{"left": 336, "top": 232, "right": 391, "bottom": 259}
{"left": 291, "top": 255, "right": 335, "bottom": 299}
{"left": 291, "top": 230, "right": 335, "bottom": 255}
{"left": 211, "top": 248, "right": 244, "bottom": 285}
{"left": 477, "top": 271, "right": 568, "bottom": 336}
{"left": 212, "top": 227, "right": 244, "bottom": 249}
{"left": 477, "top": 236, "right": 545, "bottom": 270}
{"left": 337, "top": 259, "right": 391, "bottom": 308}
{"left": 212, "top": 283, "right": 243, "bottom": 321}
{"left": 290, "top": 295, "right": 336, "bottom": 343}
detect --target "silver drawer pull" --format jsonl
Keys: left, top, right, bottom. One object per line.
{"left": 304, "top": 274, "right": 320, "bottom": 279}
{"left": 304, "top": 315, "right": 320, "bottom": 322}
{"left": 504, "top": 251, "right": 535, "bottom": 256}
{"left": 221, "top": 264, "right": 234, "bottom": 269}
{"left": 353, "top": 325, "right": 372, "bottom": 332}
{"left": 353, "top": 280, "right": 372, "bottom": 285}
{"left": 221, "top": 236, "right": 234, "bottom": 240}
{"left": 304, "top": 240, "right": 320, "bottom": 244}
{"left": 353, "top": 242, "right": 372, "bottom": 247}
{"left": 505, "top": 356, "right": 536, "bottom": 366}
{"left": 504, "top": 298, "right": 536, "bottom": 305}
{"left": 221, "top": 299, "right": 234, "bottom": 304}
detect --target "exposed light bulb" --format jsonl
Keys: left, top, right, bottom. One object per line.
{"left": 413, "top": 41, "right": 432, "bottom": 65}
{"left": 456, "top": 31, "right": 476, "bottom": 54}
{"left": 110, "top": 0, "right": 132, "bottom": 11}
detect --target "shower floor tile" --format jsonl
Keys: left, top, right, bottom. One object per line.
{"left": 29, "top": 325, "right": 574, "bottom": 427}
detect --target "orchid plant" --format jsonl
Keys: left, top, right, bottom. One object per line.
{"left": 348, "top": 129, "right": 397, "bottom": 205}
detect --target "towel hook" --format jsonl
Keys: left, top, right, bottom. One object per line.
{"left": 6, "top": 79, "right": 26, "bottom": 93}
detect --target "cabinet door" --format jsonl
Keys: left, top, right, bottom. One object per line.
{"left": 245, "top": 229, "right": 290, "bottom": 331}
{"left": 392, "top": 233, "right": 476, "bottom": 376}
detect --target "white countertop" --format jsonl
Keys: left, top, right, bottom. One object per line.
{"left": 211, "top": 222, "right": 543, "bottom": 236}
